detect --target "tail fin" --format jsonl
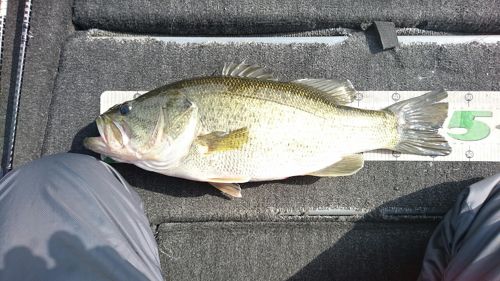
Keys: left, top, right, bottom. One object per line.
{"left": 386, "top": 89, "right": 451, "bottom": 156}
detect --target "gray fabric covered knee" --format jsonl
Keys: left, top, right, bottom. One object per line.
{"left": 0, "top": 153, "right": 163, "bottom": 281}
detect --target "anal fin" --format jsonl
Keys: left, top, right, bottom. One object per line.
{"left": 209, "top": 182, "right": 242, "bottom": 199}
{"left": 308, "top": 154, "right": 364, "bottom": 177}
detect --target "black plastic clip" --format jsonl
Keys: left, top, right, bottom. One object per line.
{"left": 373, "top": 21, "right": 399, "bottom": 50}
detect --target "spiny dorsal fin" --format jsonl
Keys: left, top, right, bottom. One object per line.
{"left": 196, "top": 127, "right": 249, "bottom": 154}
{"left": 292, "top": 78, "right": 357, "bottom": 105}
{"left": 222, "top": 62, "right": 276, "bottom": 80}
{"left": 308, "top": 154, "right": 364, "bottom": 177}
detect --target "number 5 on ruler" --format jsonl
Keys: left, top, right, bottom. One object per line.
{"left": 447, "top": 111, "right": 493, "bottom": 141}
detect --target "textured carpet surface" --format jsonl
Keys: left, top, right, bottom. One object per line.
{"left": 158, "top": 221, "right": 437, "bottom": 281}
{"left": 7, "top": 0, "right": 73, "bottom": 167}
{"left": 0, "top": 0, "right": 22, "bottom": 158}
{"left": 73, "top": 0, "right": 500, "bottom": 35}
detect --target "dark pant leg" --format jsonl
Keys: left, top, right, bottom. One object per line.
{"left": 418, "top": 173, "right": 500, "bottom": 281}
{"left": 0, "top": 153, "right": 163, "bottom": 281}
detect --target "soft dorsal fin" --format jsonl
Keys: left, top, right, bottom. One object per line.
{"left": 292, "top": 78, "right": 357, "bottom": 105}
{"left": 222, "top": 62, "right": 276, "bottom": 80}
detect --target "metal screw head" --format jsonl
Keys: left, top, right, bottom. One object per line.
{"left": 465, "top": 150, "right": 474, "bottom": 159}
{"left": 392, "top": 151, "right": 401, "bottom": 158}
{"left": 133, "top": 92, "right": 141, "bottom": 99}
{"left": 464, "top": 93, "right": 473, "bottom": 102}
{"left": 391, "top": 92, "right": 400, "bottom": 101}
{"left": 355, "top": 93, "right": 363, "bottom": 101}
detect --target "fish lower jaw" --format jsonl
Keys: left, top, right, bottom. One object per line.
{"left": 83, "top": 136, "right": 133, "bottom": 161}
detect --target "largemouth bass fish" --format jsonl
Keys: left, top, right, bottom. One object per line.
{"left": 84, "top": 62, "right": 451, "bottom": 198}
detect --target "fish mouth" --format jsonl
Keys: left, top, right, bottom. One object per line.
{"left": 83, "top": 115, "right": 129, "bottom": 154}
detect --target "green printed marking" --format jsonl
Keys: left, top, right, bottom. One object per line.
{"left": 448, "top": 111, "right": 492, "bottom": 141}
{"left": 102, "top": 156, "right": 119, "bottom": 164}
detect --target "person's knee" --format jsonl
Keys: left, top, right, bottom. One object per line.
{"left": 19, "top": 153, "right": 99, "bottom": 173}
{"left": 1, "top": 153, "right": 109, "bottom": 194}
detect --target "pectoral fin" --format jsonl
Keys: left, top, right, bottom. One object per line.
{"left": 209, "top": 182, "right": 242, "bottom": 198}
{"left": 196, "top": 127, "right": 249, "bottom": 154}
{"left": 308, "top": 154, "right": 364, "bottom": 177}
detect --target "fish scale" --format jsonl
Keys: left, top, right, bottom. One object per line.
{"left": 164, "top": 76, "right": 398, "bottom": 181}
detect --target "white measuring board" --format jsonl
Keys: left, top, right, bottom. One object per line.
{"left": 100, "top": 91, "right": 500, "bottom": 162}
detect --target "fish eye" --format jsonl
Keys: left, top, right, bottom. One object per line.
{"left": 119, "top": 103, "right": 131, "bottom": 115}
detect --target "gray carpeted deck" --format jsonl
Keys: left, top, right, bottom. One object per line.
{"left": 73, "top": 0, "right": 500, "bottom": 35}
{"left": 158, "top": 221, "right": 437, "bottom": 281}
{"left": 2, "top": 0, "right": 499, "bottom": 280}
